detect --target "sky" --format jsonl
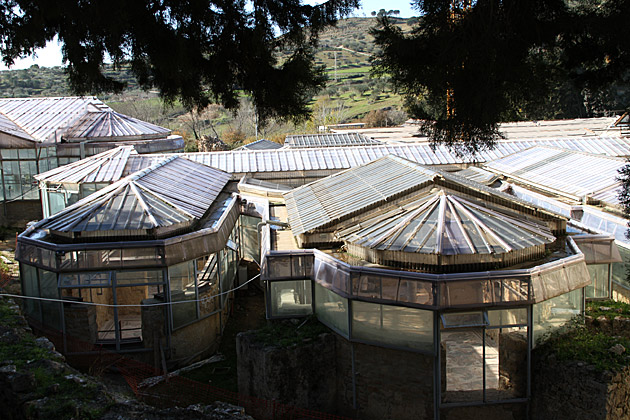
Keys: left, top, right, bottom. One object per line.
{"left": 0, "top": 1, "right": 418, "bottom": 71}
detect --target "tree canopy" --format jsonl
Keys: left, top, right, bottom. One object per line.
{"left": 371, "top": 0, "right": 630, "bottom": 154}
{"left": 0, "top": 0, "right": 359, "bottom": 122}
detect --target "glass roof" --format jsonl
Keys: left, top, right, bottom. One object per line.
{"left": 484, "top": 146, "right": 625, "bottom": 201}
{"left": 339, "top": 190, "right": 555, "bottom": 256}
{"left": 284, "top": 155, "right": 441, "bottom": 235}
{"left": 36, "top": 156, "right": 231, "bottom": 236}
{"left": 284, "top": 132, "right": 382, "bottom": 148}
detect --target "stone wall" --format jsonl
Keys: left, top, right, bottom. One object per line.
{"left": 237, "top": 331, "right": 434, "bottom": 420}
{"left": 612, "top": 282, "right": 630, "bottom": 304}
{"left": 237, "top": 331, "right": 338, "bottom": 418}
{"left": 441, "top": 404, "right": 526, "bottom": 420}
{"left": 586, "top": 315, "right": 630, "bottom": 338}
{"left": 0, "top": 200, "right": 42, "bottom": 228}
{"left": 531, "top": 353, "right": 630, "bottom": 419}
{"left": 63, "top": 301, "right": 97, "bottom": 346}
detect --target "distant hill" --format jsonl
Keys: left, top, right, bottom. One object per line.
{"left": 0, "top": 17, "right": 410, "bottom": 101}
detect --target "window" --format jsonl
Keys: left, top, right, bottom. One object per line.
{"left": 441, "top": 308, "right": 529, "bottom": 404}
{"left": 352, "top": 301, "right": 433, "bottom": 351}
{"left": 169, "top": 261, "right": 198, "bottom": 329}
{"left": 270, "top": 280, "right": 313, "bottom": 317}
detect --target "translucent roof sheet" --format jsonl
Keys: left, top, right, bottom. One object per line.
{"left": 35, "top": 146, "right": 138, "bottom": 184}
{"left": 37, "top": 156, "right": 230, "bottom": 235}
{"left": 285, "top": 155, "right": 565, "bottom": 238}
{"left": 484, "top": 146, "right": 625, "bottom": 201}
{"left": 453, "top": 167, "right": 501, "bottom": 186}
{"left": 39, "top": 136, "right": 630, "bottom": 186}
{"left": 0, "top": 96, "right": 109, "bottom": 143}
{"left": 63, "top": 110, "right": 170, "bottom": 141}
{"left": 339, "top": 190, "right": 555, "bottom": 256}
{"left": 237, "top": 139, "right": 284, "bottom": 150}
{"left": 284, "top": 132, "right": 382, "bottom": 148}
{"left": 284, "top": 156, "right": 442, "bottom": 235}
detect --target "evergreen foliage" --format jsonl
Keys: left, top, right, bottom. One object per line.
{"left": 371, "top": 0, "right": 630, "bottom": 155}
{"left": 0, "top": 0, "right": 359, "bottom": 123}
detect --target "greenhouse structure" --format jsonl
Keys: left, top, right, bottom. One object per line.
{"left": 0, "top": 96, "right": 184, "bottom": 226}
{"left": 15, "top": 132, "right": 630, "bottom": 419}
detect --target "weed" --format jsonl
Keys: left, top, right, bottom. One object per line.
{"left": 537, "top": 318, "right": 630, "bottom": 372}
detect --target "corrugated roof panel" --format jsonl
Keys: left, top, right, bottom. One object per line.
{"left": 237, "top": 139, "right": 284, "bottom": 150}
{"left": 37, "top": 155, "right": 230, "bottom": 236}
{"left": 284, "top": 132, "right": 382, "bottom": 148}
{"left": 484, "top": 146, "right": 625, "bottom": 200}
{"left": 284, "top": 156, "right": 441, "bottom": 235}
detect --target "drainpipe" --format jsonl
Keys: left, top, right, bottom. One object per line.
{"left": 256, "top": 219, "right": 290, "bottom": 253}
{"left": 79, "top": 141, "right": 88, "bottom": 160}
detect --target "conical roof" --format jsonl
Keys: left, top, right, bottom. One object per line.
{"left": 63, "top": 110, "right": 171, "bottom": 141}
{"left": 338, "top": 189, "right": 556, "bottom": 270}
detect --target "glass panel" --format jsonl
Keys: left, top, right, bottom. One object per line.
{"left": 357, "top": 274, "right": 381, "bottom": 299}
{"left": 116, "top": 270, "right": 163, "bottom": 285}
{"left": 18, "top": 149, "right": 36, "bottom": 159}
{"left": 441, "top": 311, "right": 487, "bottom": 328}
{"left": 585, "top": 264, "right": 610, "bottom": 299}
{"left": 4, "top": 160, "right": 22, "bottom": 200}
{"left": 240, "top": 215, "right": 261, "bottom": 262}
{"left": 441, "top": 280, "right": 493, "bottom": 307}
{"left": 291, "top": 254, "right": 313, "bottom": 279}
{"left": 198, "top": 255, "right": 220, "bottom": 317}
{"left": 116, "top": 284, "right": 147, "bottom": 341}
{"left": 493, "top": 326, "right": 528, "bottom": 399}
{"left": 169, "top": 260, "right": 198, "bottom": 329}
{"left": 122, "top": 247, "right": 162, "bottom": 268}
{"left": 500, "top": 277, "right": 530, "bottom": 303}
{"left": 269, "top": 256, "right": 291, "bottom": 278}
{"left": 488, "top": 308, "right": 528, "bottom": 327}
{"left": 81, "top": 183, "right": 97, "bottom": 199}
{"left": 533, "top": 288, "right": 582, "bottom": 347}
{"left": 270, "top": 280, "right": 313, "bottom": 317}
{"left": 397, "top": 279, "right": 434, "bottom": 306}
{"left": 48, "top": 191, "right": 66, "bottom": 216}
{"left": 39, "top": 269, "right": 61, "bottom": 331}
{"left": 314, "top": 283, "right": 349, "bottom": 337}
{"left": 352, "top": 301, "right": 433, "bottom": 351}
{"left": 21, "top": 264, "right": 41, "bottom": 321}
{"left": 20, "top": 160, "right": 38, "bottom": 199}
{"left": 1, "top": 149, "right": 18, "bottom": 159}
{"left": 59, "top": 272, "right": 111, "bottom": 288}
{"left": 314, "top": 258, "right": 337, "bottom": 287}
{"left": 442, "top": 329, "right": 484, "bottom": 402}
{"left": 612, "top": 245, "right": 630, "bottom": 288}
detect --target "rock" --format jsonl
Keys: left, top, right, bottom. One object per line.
{"left": 65, "top": 374, "right": 88, "bottom": 385}
{"left": 35, "top": 336, "right": 55, "bottom": 351}
{"left": 609, "top": 344, "right": 626, "bottom": 356}
{"left": 0, "top": 364, "right": 17, "bottom": 374}
{"left": 600, "top": 306, "right": 612, "bottom": 312}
